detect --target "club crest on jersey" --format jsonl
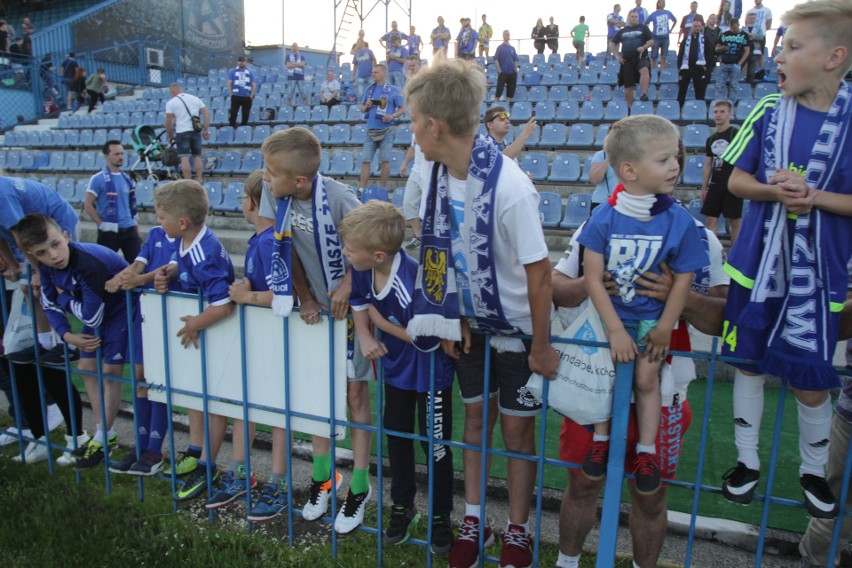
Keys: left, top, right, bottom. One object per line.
{"left": 424, "top": 247, "right": 448, "bottom": 304}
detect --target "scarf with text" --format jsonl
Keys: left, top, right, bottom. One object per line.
{"left": 680, "top": 32, "right": 706, "bottom": 70}
{"left": 101, "top": 167, "right": 136, "bottom": 224}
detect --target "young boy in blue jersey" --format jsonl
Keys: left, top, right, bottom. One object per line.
{"left": 717, "top": 0, "right": 852, "bottom": 520}
{"left": 13, "top": 213, "right": 142, "bottom": 471}
{"left": 339, "top": 201, "right": 455, "bottom": 553}
{"left": 151, "top": 180, "right": 236, "bottom": 502}
{"left": 103, "top": 220, "right": 183, "bottom": 476}
{"left": 577, "top": 115, "right": 707, "bottom": 495}
{"left": 261, "top": 127, "right": 376, "bottom": 534}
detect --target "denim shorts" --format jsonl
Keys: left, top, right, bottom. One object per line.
{"left": 175, "top": 130, "right": 202, "bottom": 157}
{"left": 651, "top": 36, "right": 670, "bottom": 59}
{"left": 361, "top": 128, "right": 395, "bottom": 162}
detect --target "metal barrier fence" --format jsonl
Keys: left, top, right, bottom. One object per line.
{"left": 1, "top": 282, "right": 850, "bottom": 568}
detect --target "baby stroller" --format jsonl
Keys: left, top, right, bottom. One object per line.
{"left": 129, "top": 125, "right": 181, "bottom": 182}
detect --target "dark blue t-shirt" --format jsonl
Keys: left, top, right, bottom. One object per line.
{"left": 612, "top": 24, "right": 653, "bottom": 61}
{"left": 494, "top": 43, "right": 518, "bottom": 75}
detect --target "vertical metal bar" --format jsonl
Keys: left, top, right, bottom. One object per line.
{"left": 239, "top": 304, "right": 254, "bottom": 528}
{"left": 424, "top": 350, "right": 434, "bottom": 568}
{"left": 195, "top": 291, "right": 215, "bottom": 523}
{"left": 376, "top": 341, "right": 385, "bottom": 566}
{"left": 94, "top": 326, "right": 112, "bottom": 494}
{"left": 532, "top": 376, "right": 550, "bottom": 567}
{"left": 283, "top": 315, "right": 295, "bottom": 545}
{"left": 126, "top": 289, "right": 144, "bottom": 502}
{"left": 328, "top": 315, "right": 339, "bottom": 558}
{"left": 161, "top": 292, "right": 179, "bottom": 512}
{"left": 2, "top": 283, "right": 28, "bottom": 464}
{"left": 754, "top": 378, "right": 788, "bottom": 567}
{"left": 24, "top": 268, "right": 54, "bottom": 474}
{"left": 827, "top": 410, "right": 852, "bottom": 566}
{"left": 478, "top": 334, "right": 493, "bottom": 567}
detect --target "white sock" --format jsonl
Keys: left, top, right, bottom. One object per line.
{"left": 733, "top": 371, "right": 765, "bottom": 471}
{"left": 508, "top": 520, "right": 529, "bottom": 532}
{"left": 593, "top": 433, "right": 610, "bottom": 442}
{"left": 636, "top": 443, "right": 656, "bottom": 455}
{"left": 464, "top": 502, "right": 481, "bottom": 519}
{"left": 556, "top": 552, "right": 580, "bottom": 568}
{"left": 92, "top": 427, "right": 105, "bottom": 445}
{"left": 634, "top": 562, "right": 642, "bottom": 568}
{"left": 38, "top": 332, "right": 57, "bottom": 350}
{"left": 798, "top": 396, "right": 832, "bottom": 477}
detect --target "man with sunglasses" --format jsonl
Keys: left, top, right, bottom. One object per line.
{"left": 484, "top": 106, "right": 536, "bottom": 161}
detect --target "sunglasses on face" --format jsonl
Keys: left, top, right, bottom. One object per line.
{"left": 489, "top": 112, "right": 510, "bottom": 121}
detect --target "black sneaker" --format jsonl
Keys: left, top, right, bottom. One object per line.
{"left": 801, "top": 474, "right": 838, "bottom": 519}
{"left": 633, "top": 452, "right": 661, "bottom": 494}
{"left": 127, "top": 451, "right": 164, "bottom": 477}
{"left": 430, "top": 514, "right": 454, "bottom": 555}
{"left": 582, "top": 440, "right": 609, "bottom": 480}
{"left": 721, "top": 462, "right": 760, "bottom": 504}
{"left": 386, "top": 503, "right": 420, "bottom": 545}
{"left": 74, "top": 440, "right": 106, "bottom": 471}
{"left": 175, "top": 466, "right": 220, "bottom": 502}
{"left": 40, "top": 345, "right": 79, "bottom": 367}
{"left": 640, "top": 94, "right": 649, "bottom": 102}
{"left": 108, "top": 447, "right": 139, "bottom": 474}
{"left": 5, "top": 345, "right": 37, "bottom": 364}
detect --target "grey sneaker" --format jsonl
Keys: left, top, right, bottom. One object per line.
{"left": 405, "top": 237, "right": 421, "bottom": 249}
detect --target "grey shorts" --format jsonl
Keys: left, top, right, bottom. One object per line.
{"left": 361, "top": 129, "right": 395, "bottom": 163}
{"left": 349, "top": 321, "right": 375, "bottom": 382}
{"left": 454, "top": 332, "right": 541, "bottom": 416}
{"left": 402, "top": 173, "right": 423, "bottom": 221}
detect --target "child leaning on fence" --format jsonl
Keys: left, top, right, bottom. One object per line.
{"left": 151, "top": 180, "right": 236, "bottom": 502}
{"left": 718, "top": 0, "right": 852, "bottom": 521}
{"left": 577, "top": 115, "right": 708, "bottom": 495}
{"left": 338, "top": 201, "right": 456, "bottom": 552}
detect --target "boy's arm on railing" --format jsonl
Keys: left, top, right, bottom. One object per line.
{"left": 367, "top": 304, "right": 411, "bottom": 343}
{"left": 353, "top": 308, "right": 388, "bottom": 360}
{"left": 177, "top": 302, "right": 234, "bottom": 349}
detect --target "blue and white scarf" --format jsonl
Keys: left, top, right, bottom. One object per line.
{"left": 101, "top": 167, "right": 136, "bottom": 224}
{"left": 408, "top": 135, "right": 523, "bottom": 352}
{"left": 680, "top": 32, "right": 706, "bottom": 70}
{"left": 744, "top": 84, "right": 852, "bottom": 387}
{"left": 270, "top": 174, "right": 344, "bottom": 318}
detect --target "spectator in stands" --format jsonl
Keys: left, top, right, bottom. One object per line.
{"left": 718, "top": 0, "right": 734, "bottom": 31}
{"left": 646, "top": 0, "right": 677, "bottom": 69}
{"left": 319, "top": 69, "right": 341, "bottom": 107}
{"left": 358, "top": 63, "right": 404, "bottom": 191}
{"left": 285, "top": 43, "right": 307, "bottom": 106}
{"left": 351, "top": 40, "right": 376, "bottom": 97}
{"left": 71, "top": 66, "right": 87, "bottom": 113}
{"left": 634, "top": 0, "right": 649, "bottom": 25}
{"left": 39, "top": 54, "right": 57, "bottom": 100}
{"left": 545, "top": 17, "right": 560, "bottom": 54}
{"left": 0, "top": 20, "right": 9, "bottom": 53}
{"left": 704, "top": 13, "right": 722, "bottom": 68}
{"left": 772, "top": 24, "right": 785, "bottom": 56}
{"left": 84, "top": 140, "right": 141, "bottom": 261}
{"left": 571, "top": 16, "right": 590, "bottom": 60}
{"left": 404, "top": 58, "right": 559, "bottom": 568}
{"left": 42, "top": 93, "right": 59, "bottom": 118}
{"left": 478, "top": 14, "right": 493, "bottom": 59}
{"left": 407, "top": 26, "right": 422, "bottom": 58}
{"left": 84, "top": 68, "right": 107, "bottom": 114}
{"left": 588, "top": 150, "right": 618, "bottom": 209}
{"left": 610, "top": 10, "right": 654, "bottom": 110}
{"left": 350, "top": 29, "right": 366, "bottom": 55}
{"left": 714, "top": 17, "right": 750, "bottom": 99}
{"left": 227, "top": 55, "right": 256, "bottom": 129}
{"left": 679, "top": 2, "right": 706, "bottom": 44}
{"left": 456, "top": 18, "right": 478, "bottom": 60}
{"left": 676, "top": 20, "right": 712, "bottom": 108}
{"left": 552, "top": 202, "right": 727, "bottom": 568}
{"left": 484, "top": 105, "right": 536, "bottom": 162}
{"left": 531, "top": 18, "right": 547, "bottom": 55}
{"left": 700, "top": 100, "right": 742, "bottom": 244}
{"left": 431, "top": 16, "right": 451, "bottom": 56}
{"left": 607, "top": 5, "right": 626, "bottom": 55}
{"left": 494, "top": 30, "right": 519, "bottom": 106}
{"left": 387, "top": 36, "right": 409, "bottom": 87}
{"left": 742, "top": 12, "right": 761, "bottom": 84}
{"left": 745, "top": 0, "right": 772, "bottom": 76}
{"left": 60, "top": 52, "right": 78, "bottom": 110}
{"left": 20, "top": 16, "right": 33, "bottom": 55}
{"left": 165, "top": 83, "right": 211, "bottom": 184}
{"left": 8, "top": 36, "right": 26, "bottom": 63}
{"left": 380, "top": 20, "right": 407, "bottom": 51}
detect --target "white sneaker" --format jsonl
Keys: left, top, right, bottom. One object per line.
{"left": 47, "top": 404, "right": 64, "bottom": 432}
{"left": 12, "top": 436, "right": 49, "bottom": 464}
{"left": 334, "top": 484, "right": 372, "bottom": 535}
{"left": 0, "top": 427, "right": 31, "bottom": 446}
{"left": 56, "top": 432, "right": 90, "bottom": 467}
{"left": 302, "top": 471, "right": 343, "bottom": 521}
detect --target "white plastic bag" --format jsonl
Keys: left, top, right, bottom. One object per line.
{"left": 2, "top": 288, "right": 35, "bottom": 355}
{"left": 526, "top": 304, "right": 615, "bottom": 425}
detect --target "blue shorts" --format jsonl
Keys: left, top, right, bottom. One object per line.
{"left": 175, "top": 130, "right": 202, "bottom": 157}
{"left": 80, "top": 296, "right": 142, "bottom": 365}
{"left": 720, "top": 280, "right": 778, "bottom": 375}
{"left": 361, "top": 129, "right": 395, "bottom": 163}
{"left": 651, "top": 36, "right": 670, "bottom": 59}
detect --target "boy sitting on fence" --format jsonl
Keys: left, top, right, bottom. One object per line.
{"left": 718, "top": 0, "right": 852, "bottom": 520}
{"left": 339, "top": 201, "right": 455, "bottom": 552}
{"left": 152, "top": 180, "right": 236, "bottom": 502}
{"left": 577, "top": 115, "right": 707, "bottom": 495}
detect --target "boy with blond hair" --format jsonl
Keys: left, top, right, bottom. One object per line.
{"left": 719, "top": 0, "right": 852, "bottom": 521}
{"left": 403, "top": 58, "right": 559, "bottom": 568}
{"left": 260, "top": 127, "right": 375, "bottom": 534}
{"left": 151, "top": 180, "right": 236, "bottom": 501}
{"left": 339, "top": 201, "right": 455, "bottom": 552}
{"left": 577, "top": 115, "right": 707, "bottom": 495}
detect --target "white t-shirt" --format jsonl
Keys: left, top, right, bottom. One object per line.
{"left": 446, "top": 157, "right": 548, "bottom": 334}
{"left": 745, "top": 6, "right": 772, "bottom": 38}
{"left": 165, "top": 93, "right": 207, "bottom": 134}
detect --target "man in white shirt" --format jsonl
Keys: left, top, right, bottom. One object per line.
{"left": 164, "top": 83, "right": 210, "bottom": 183}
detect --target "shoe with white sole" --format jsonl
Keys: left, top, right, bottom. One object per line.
{"left": 47, "top": 404, "right": 64, "bottom": 432}
{"left": 334, "top": 485, "right": 372, "bottom": 535}
{"left": 302, "top": 471, "right": 343, "bottom": 522}
{"left": 0, "top": 427, "right": 31, "bottom": 447}
{"left": 56, "top": 432, "right": 90, "bottom": 467}
{"left": 12, "top": 436, "right": 49, "bottom": 464}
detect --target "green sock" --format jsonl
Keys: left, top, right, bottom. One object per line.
{"left": 312, "top": 453, "right": 331, "bottom": 482}
{"left": 350, "top": 467, "right": 370, "bottom": 495}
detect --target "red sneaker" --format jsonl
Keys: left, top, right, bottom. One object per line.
{"left": 499, "top": 523, "right": 532, "bottom": 568}
{"left": 634, "top": 452, "right": 661, "bottom": 494}
{"left": 448, "top": 515, "right": 494, "bottom": 568}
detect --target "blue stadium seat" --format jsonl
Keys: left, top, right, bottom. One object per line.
{"left": 31, "top": 151, "right": 49, "bottom": 170}
{"left": 204, "top": 181, "right": 224, "bottom": 209}
{"left": 391, "top": 188, "right": 405, "bottom": 208}
{"left": 567, "top": 123, "right": 594, "bottom": 147}
{"left": 346, "top": 105, "right": 362, "bottom": 122}
{"left": 534, "top": 101, "right": 556, "bottom": 121}
{"left": 74, "top": 179, "right": 89, "bottom": 203}
{"left": 63, "top": 151, "right": 80, "bottom": 171}
{"left": 511, "top": 102, "right": 533, "bottom": 122}
{"left": 57, "top": 178, "right": 78, "bottom": 203}
{"left": 591, "top": 85, "right": 612, "bottom": 101}
{"left": 548, "top": 153, "right": 581, "bottom": 182}
{"left": 541, "top": 72, "right": 560, "bottom": 86}
{"left": 560, "top": 193, "right": 592, "bottom": 229}
{"left": 330, "top": 124, "right": 351, "bottom": 145}
{"left": 687, "top": 199, "right": 705, "bottom": 223}
{"left": 328, "top": 105, "right": 348, "bottom": 123}
{"left": 388, "top": 150, "right": 406, "bottom": 177}
{"left": 48, "top": 151, "right": 66, "bottom": 170}
{"left": 598, "top": 68, "right": 618, "bottom": 86}
{"left": 577, "top": 70, "right": 598, "bottom": 85}
{"left": 216, "top": 126, "right": 235, "bottom": 145}
{"left": 319, "top": 150, "right": 331, "bottom": 175}
{"left": 234, "top": 125, "right": 253, "bottom": 145}
{"left": 92, "top": 129, "right": 108, "bottom": 149}
{"left": 135, "top": 180, "right": 155, "bottom": 208}
{"left": 754, "top": 83, "right": 779, "bottom": 99}
{"left": 361, "top": 186, "right": 389, "bottom": 203}
{"left": 682, "top": 100, "right": 707, "bottom": 121}
{"left": 219, "top": 182, "right": 244, "bottom": 213}
{"left": 604, "top": 100, "right": 628, "bottom": 120}
{"left": 277, "top": 105, "right": 294, "bottom": 123}
{"left": 239, "top": 151, "right": 263, "bottom": 173}
{"left": 311, "top": 124, "right": 330, "bottom": 144}
{"left": 657, "top": 84, "right": 677, "bottom": 100}
{"left": 328, "top": 151, "right": 356, "bottom": 176}
{"left": 514, "top": 124, "right": 539, "bottom": 146}
{"left": 512, "top": 86, "right": 528, "bottom": 101}
{"left": 595, "top": 123, "right": 611, "bottom": 147}
{"left": 394, "top": 124, "right": 412, "bottom": 146}
{"left": 549, "top": 85, "right": 569, "bottom": 101}
{"left": 350, "top": 124, "right": 368, "bottom": 146}
{"left": 106, "top": 128, "right": 123, "bottom": 142}
{"left": 527, "top": 86, "right": 547, "bottom": 102}
{"left": 570, "top": 85, "right": 590, "bottom": 101}
{"left": 539, "top": 123, "right": 567, "bottom": 147}
{"left": 655, "top": 99, "right": 680, "bottom": 120}
{"left": 78, "top": 129, "right": 94, "bottom": 147}
{"left": 522, "top": 71, "right": 542, "bottom": 87}
{"left": 39, "top": 176, "right": 58, "bottom": 190}
{"left": 631, "top": 101, "right": 654, "bottom": 115}
{"left": 556, "top": 101, "right": 579, "bottom": 120}
{"left": 519, "top": 153, "right": 548, "bottom": 181}
{"left": 659, "top": 68, "right": 678, "bottom": 83}
{"left": 580, "top": 157, "right": 593, "bottom": 182}
{"left": 734, "top": 82, "right": 752, "bottom": 100}
{"left": 79, "top": 151, "right": 98, "bottom": 171}
{"left": 219, "top": 150, "right": 242, "bottom": 174}
{"left": 683, "top": 124, "right": 711, "bottom": 149}
{"left": 736, "top": 99, "right": 757, "bottom": 121}
{"left": 560, "top": 70, "right": 577, "bottom": 86}
{"left": 266, "top": 93, "right": 283, "bottom": 108}
{"left": 252, "top": 125, "right": 271, "bottom": 144}
{"left": 682, "top": 156, "right": 705, "bottom": 185}
{"left": 309, "top": 105, "right": 329, "bottom": 123}
{"left": 579, "top": 101, "right": 604, "bottom": 121}
{"left": 538, "top": 192, "right": 563, "bottom": 228}
{"left": 293, "top": 105, "right": 311, "bottom": 122}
